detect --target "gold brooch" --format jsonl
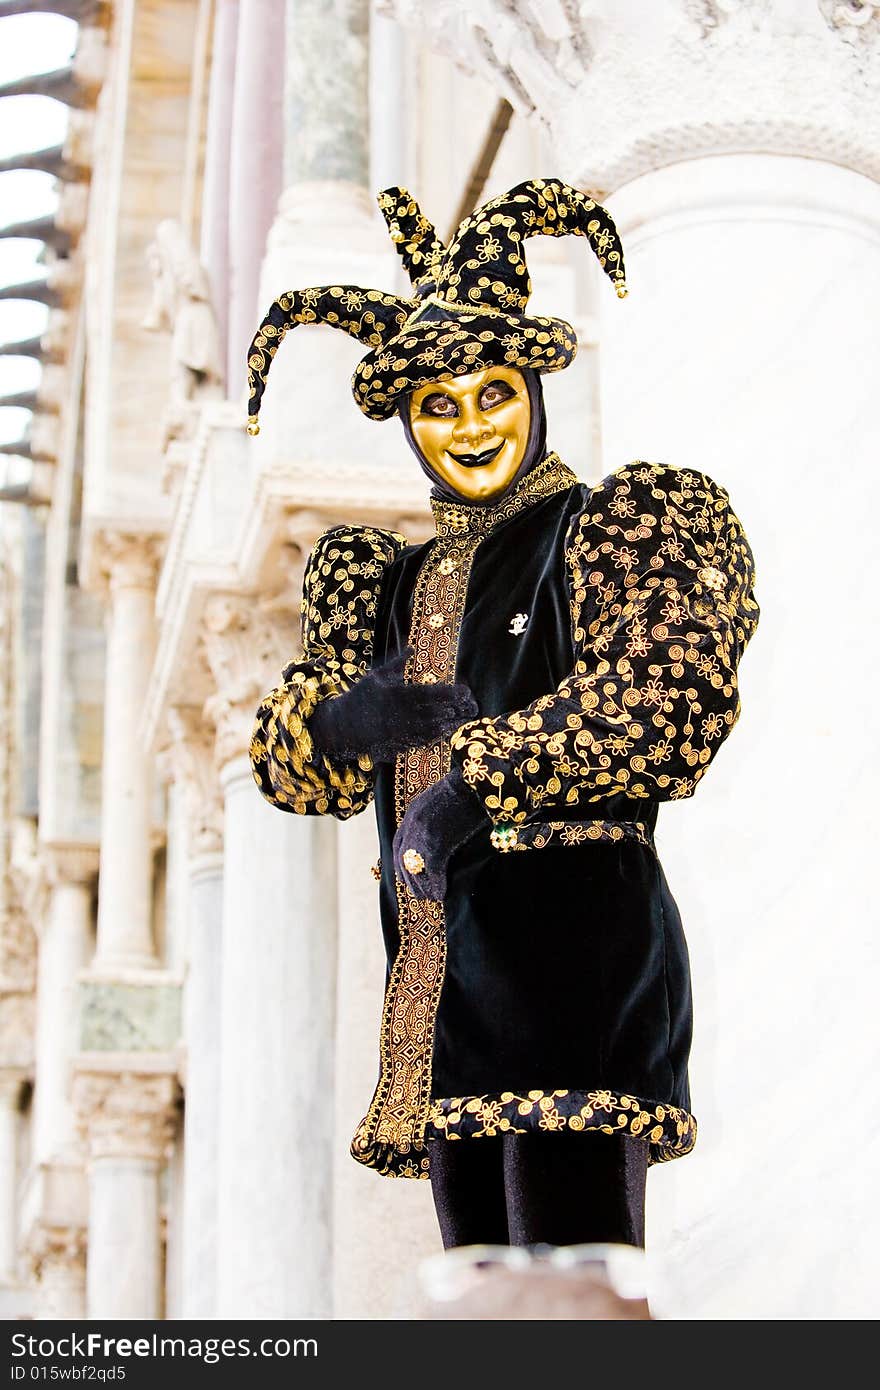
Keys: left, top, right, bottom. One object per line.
{"left": 402, "top": 848, "right": 425, "bottom": 875}
{"left": 437, "top": 555, "right": 459, "bottom": 576}
{"left": 490, "top": 825, "right": 519, "bottom": 852}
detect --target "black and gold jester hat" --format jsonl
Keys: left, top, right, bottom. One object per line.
{"left": 246, "top": 178, "right": 627, "bottom": 432}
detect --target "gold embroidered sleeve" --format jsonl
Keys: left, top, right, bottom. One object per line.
{"left": 249, "top": 524, "right": 407, "bottom": 819}
{"left": 448, "top": 462, "right": 760, "bottom": 826}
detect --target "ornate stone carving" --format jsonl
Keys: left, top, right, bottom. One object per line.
{"left": 143, "top": 220, "right": 223, "bottom": 443}
{"left": 73, "top": 1068, "right": 180, "bottom": 1162}
{"left": 201, "top": 593, "right": 292, "bottom": 771}
{"left": 380, "top": 0, "right": 880, "bottom": 190}
{"left": 820, "top": 0, "right": 880, "bottom": 30}
{"left": 159, "top": 707, "right": 224, "bottom": 857}
{"left": 92, "top": 530, "right": 162, "bottom": 595}
{"left": 25, "top": 1220, "right": 87, "bottom": 1288}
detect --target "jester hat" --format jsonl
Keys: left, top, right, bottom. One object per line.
{"left": 246, "top": 178, "right": 627, "bottom": 433}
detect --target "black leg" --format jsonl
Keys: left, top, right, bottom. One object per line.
{"left": 428, "top": 1137, "right": 510, "bottom": 1250}
{"left": 502, "top": 1131, "right": 648, "bottom": 1248}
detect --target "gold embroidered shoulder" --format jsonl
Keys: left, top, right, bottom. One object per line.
{"left": 448, "top": 460, "right": 760, "bottom": 824}
{"left": 249, "top": 524, "right": 408, "bottom": 818}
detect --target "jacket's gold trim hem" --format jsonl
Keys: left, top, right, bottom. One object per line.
{"left": 428, "top": 1088, "right": 696, "bottom": 1167}
{"left": 350, "top": 1086, "right": 696, "bottom": 1178}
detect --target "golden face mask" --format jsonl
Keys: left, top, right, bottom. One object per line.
{"left": 408, "top": 366, "right": 531, "bottom": 502}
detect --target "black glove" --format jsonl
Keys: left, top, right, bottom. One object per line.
{"left": 392, "top": 763, "right": 489, "bottom": 900}
{"left": 308, "top": 645, "right": 479, "bottom": 764}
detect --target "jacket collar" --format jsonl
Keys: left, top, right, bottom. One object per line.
{"left": 428, "top": 451, "right": 578, "bottom": 540}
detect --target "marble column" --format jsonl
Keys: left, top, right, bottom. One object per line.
{"left": 284, "top": 0, "right": 369, "bottom": 188}
{"left": 201, "top": 592, "right": 337, "bottom": 1319}
{"left": 164, "top": 707, "right": 224, "bottom": 1320}
{"left": 0, "top": 1073, "right": 24, "bottom": 1284}
{"left": 596, "top": 152, "right": 880, "bottom": 1320}
{"left": 331, "top": 813, "right": 439, "bottom": 1319}
{"left": 32, "top": 845, "right": 97, "bottom": 1168}
{"left": 226, "top": 0, "right": 284, "bottom": 398}
{"left": 93, "top": 533, "right": 161, "bottom": 971}
{"left": 73, "top": 1068, "right": 179, "bottom": 1321}
{"left": 259, "top": 0, "right": 401, "bottom": 482}
{"left": 199, "top": 0, "right": 240, "bottom": 390}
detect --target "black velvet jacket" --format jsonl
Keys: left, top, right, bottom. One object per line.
{"left": 250, "top": 453, "right": 760, "bottom": 1179}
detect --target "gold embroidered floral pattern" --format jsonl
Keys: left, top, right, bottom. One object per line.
{"left": 350, "top": 533, "right": 482, "bottom": 1178}
{"left": 503, "top": 819, "right": 656, "bottom": 853}
{"left": 427, "top": 1087, "right": 697, "bottom": 1165}
{"left": 249, "top": 525, "right": 407, "bottom": 818}
{"left": 449, "top": 461, "right": 760, "bottom": 828}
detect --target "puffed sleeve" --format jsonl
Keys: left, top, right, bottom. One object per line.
{"left": 448, "top": 461, "right": 760, "bottom": 828}
{"left": 249, "top": 523, "right": 408, "bottom": 819}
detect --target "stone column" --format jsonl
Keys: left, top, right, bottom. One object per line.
{"left": 93, "top": 533, "right": 161, "bottom": 971}
{"left": 0, "top": 1072, "right": 24, "bottom": 1285}
{"left": 201, "top": 591, "right": 337, "bottom": 1318}
{"left": 284, "top": 0, "right": 369, "bottom": 188}
{"left": 73, "top": 1067, "right": 179, "bottom": 1321}
{"left": 256, "top": 0, "right": 398, "bottom": 468}
{"left": 163, "top": 707, "right": 224, "bottom": 1320}
{"left": 200, "top": 0, "right": 240, "bottom": 386}
{"left": 32, "top": 845, "right": 98, "bottom": 1168}
{"left": 331, "top": 814, "right": 439, "bottom": 1319}
{"left": 226, "top": 0, "right": 284, "bottom": 398}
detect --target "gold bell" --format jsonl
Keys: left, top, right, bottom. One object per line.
{"left": 246, "top": 416, "right": 260, "bottom": 436}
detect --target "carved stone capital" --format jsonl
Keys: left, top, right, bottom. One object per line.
{"left": 158, "top": 706, "right": 224, "bottom": 857}
{"left": 25, "top": 1219, "right": 88, "bottom": 1287}
{"left": 200, "top": 593, "right": 293, "bottom": 772}
{"left": 92, "top": 529, "right": 163, "bottom": 596}
{"left": 41, "top": 841, "right": 100, "bottom": 889}
{"left": 73, "top": 1066, "right": 180, "bottom": 1163}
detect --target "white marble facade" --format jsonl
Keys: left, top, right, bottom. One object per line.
{"left": 1, "top": 0, "right": 878, "bottom": 1321}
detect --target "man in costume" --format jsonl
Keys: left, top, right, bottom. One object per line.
{"left": 247, "top": 179, "right": 760, "bottom": 1251}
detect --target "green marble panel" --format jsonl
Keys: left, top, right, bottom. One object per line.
{"left": 79, "top": 980, "right": 182, "bottom": 1053}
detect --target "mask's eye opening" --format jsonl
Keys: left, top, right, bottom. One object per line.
{"left": 479, "top": 379, "right": 517, "bottom": 410}
{"left": 418, "top": 392, "right": 459, "bottom": 418}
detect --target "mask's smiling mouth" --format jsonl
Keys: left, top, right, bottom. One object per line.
{"left": 445, "top": 442, "right": 503, "bottom": 468}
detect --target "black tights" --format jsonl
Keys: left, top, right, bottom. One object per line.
{"left": 429, "top": 1132, "right": 648, "bottom": 1251}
